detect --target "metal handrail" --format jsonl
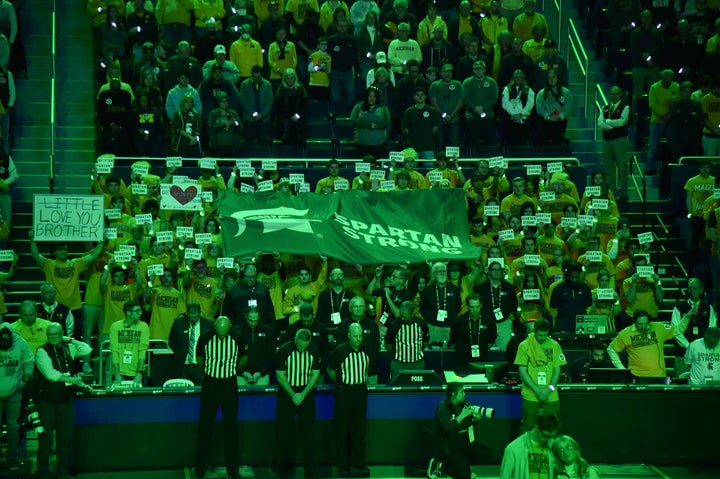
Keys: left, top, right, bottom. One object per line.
{"left": 678, "top": 156, "right": 720, "bottom": 165}
{"left": 553, "top": 0, "right": 562, "bottom": 47}
{"left": 630, "top": 155, "right": 647, "bottom": 227}
{"left": 593, "top": 84, "right": 608, "bottom": 141}
{"left": 50, "top": 2, "right": 56, "bottom": 193}
{"left": 566, "top": 19, "right": 588, "bottom": 116}
{"left": 674, "top": 256, "right": 688, "bottom": 279}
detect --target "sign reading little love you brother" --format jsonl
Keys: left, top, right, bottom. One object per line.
{"left": 33, "top": 195, "right": 105, "bottom": 242}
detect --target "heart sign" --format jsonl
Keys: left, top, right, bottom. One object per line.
{"left": 170, "top": 185, "right": 198, "bottom": 205}
{"left": 160, "top": 184, "right": 202, "bottom": 211}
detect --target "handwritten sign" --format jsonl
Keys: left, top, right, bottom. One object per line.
{"left": 160, "top": 184, "right": 202, "bottom": 211}
{"left": 33, "top": 195, "right": 104, "bottom": 242}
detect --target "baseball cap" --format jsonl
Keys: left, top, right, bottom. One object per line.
{"left": 442, "top": 64, "right": 454, "bottom": 72}
{"left": 375, "top": 51, "right": 387, "bottom": 63}
{"left": 544, "top": 39, "right": 557, "bottom": 48}
{"left": 214, "top": 44, "right": 227, "bottom": 55}
{"left": 473, "top": 60, "right": 486, "bottom": 69}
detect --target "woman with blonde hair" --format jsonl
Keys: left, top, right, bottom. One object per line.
{"left": 552, "top": 435, "right": 602, "bottom": 479}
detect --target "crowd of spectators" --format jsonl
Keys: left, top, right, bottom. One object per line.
{"left": 90, "top": 0, "right": 577, "bottom": 158}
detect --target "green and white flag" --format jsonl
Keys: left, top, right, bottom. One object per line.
{"left": 218, "top": 189, "right": 477, "bottom": 264}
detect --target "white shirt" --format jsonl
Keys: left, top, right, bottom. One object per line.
{"left": 684, "top": 338, "right": 720, "bottom": 385}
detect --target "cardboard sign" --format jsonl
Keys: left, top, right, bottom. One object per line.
{"left": 561, "top": 216, "right": 578, "bottom": 228}
{"left": 199, "top": 158, "right": 216, "bottom": 169}
{"left": 134, "top": 214, "right": 153, "bottom": 225}
{"left": 370, "top": 170, "right": 386, "bottom": 180}
{"left": 498, "top": 229, "right": 515, "bottom": 241}
{"left": 0, "top": 250, "right": 14, "bottom": 262}
{"left": 524, "top": 254, "right": 541, "bottom": 266}
{"left": 184, "top": 248, "right": 203, "bottom": 260}
{"left": 540, "top": 191, "right": 555, "bottom": 202}
{"left": 536, "top": 213, "right": 551, "bottom": 224}
{"left": 131, "top": 183, "right": 148, "bottom": 195}
{"left": 105, "top": 208, "right": 122, "bottom": 220}
{"left": 155, "top": 231, "right": 174, "bottom": 244}
{"left": 240, "top": 183, "right": 255, "bottom": 194}
{"left": 257, "top": 180, "right": 274, "bottom": 192}
{"left": 380, "top": 180, "right": 396, "bottom": 190}
{"left": 113, "top": 249, "right": 134, "bottom": 262}
{"left": 355, "top": 162, "right": 371, "bottom": 173}
{"left": 523, "top": 289, "right": 541, "bottom": 300}
{"left": 585, "top": 250, "right": 602, "bottom": 262}
{"left": 484, "top": 205, "right": 500, "bottom": 217}
{"left": 160, "top": 184, "right": 202, "bottom": 211}
{"left": 521, "top": 215, "right": 537, "bottom": 226}
{"left": 591, "top": 198, "right": 609, "bottom": 210}
{"left": 597, "top": 288, "right": 615, "bottom": 300}
{"left": 289, "top": 173, "right": 305, "bottom": 184}
{"left": 389, "top": 151, "right": 405, "bottom": 162}
{"left": 547, "top": 162, "right": 563, "bottom": 173}
{"left": 637, "top": 265, "right": 654, "bottom": 278}
{"left": 638, "top": 232, "right": 654, "bottom": 245}
{"left": 33, "top": 195, "right": 104, "bottom": 242}
{"left": 216, "top": 257, "right": 235, "bottom": 269}
{"left": 585, "top": 186, "right": 602, "bottom": 197}
{"left": 428, "top": 171, "right": 443, "bottom": 183}
{"left": 334, "top": 179, "right": 349, "bottom": 191}
{"left": 176, "top": 226, "right": 194, "bottom": 238}
{"left": 526, "top": 165, "right": 542, "bottom": 176}
{"left": 104, "top": 228, "right": 118, "bottom": 239}
{"left": 445, "top": 146, "right": 460, "bottom": 157}
{"left": 166, "top": 157, "right": 183, "bottom": 168}
{"left": 261, "top": 159, "right": 277, "bottom": 171}
{"left": 194, "top": 233, "right": 212, "bottom": 245}
{"left": 147, "top": 264, "right": 165, "bottom": 277}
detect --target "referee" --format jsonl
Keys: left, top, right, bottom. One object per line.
{"left": 275, "top": 328, "right": 322, "bottom": 479}
{"left": 194, "top": 316, "right": 248, "bottom": 479}
{"left": 328, "top": 323, "right": 376, "bottom": 478}
{"left": 385, "top": 301, "right": 430, "bottom": 380}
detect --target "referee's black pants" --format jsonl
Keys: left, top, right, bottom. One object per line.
{"left": 334, "top": 384, "right": 368, "bottom": 471}
{"left": 275, "top": 388, "right": 316, "bottom": 474}
{"left": 195, "top": 376, "right": 239, "bottom": 477}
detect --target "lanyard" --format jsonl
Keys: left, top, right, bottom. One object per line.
{"left": 436, "top": 284, "right": 446, "bottom": 310}
{"left": 330, "top": 288, "right": 345, "bottom": 313}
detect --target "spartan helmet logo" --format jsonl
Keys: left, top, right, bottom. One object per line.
{"left": 230, "top": 207, "right": 314, "bottom": 237}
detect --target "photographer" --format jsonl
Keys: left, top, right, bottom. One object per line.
{"left": 35, "top": 322, "right": 92, "bottom": 479}
{"left": 431, "top": 382, "right": 493, "bottom": 479}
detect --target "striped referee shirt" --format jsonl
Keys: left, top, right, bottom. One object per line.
{"left": 385, "top": 318, "right": 429, "bottom": 363}
{"left": 276, "top": 341, "right": 321, "bottom": 388}
{"left": 196, "top": 331, "right": 248, "bottom": 379}
{"left": 329, "top": 342, "right": 374, "bottom": 386}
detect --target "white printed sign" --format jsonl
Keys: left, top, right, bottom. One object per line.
{"left": 547, "top": 162, "right": 563, "bottom": 173}
{"left": 155, "top": 231, "right": 174, "bottom": 243}
{"left": 638, "top": 232, "right": 654, "bottom": 245}
{"left": 526, "top": 165, "right": 542, "bottom": 176}
{"left": 585, "top": 251, "right": 602, "bottom": 262}
{"left": 498, "top": 229, "right": 515, "bottom": 241}
{"left": 176, "top": 226, "right": 194, "bottom": 238}
{"left": 184, "top": 248, "right": 203, "bottom": 260}
{"left": 540, "top": 191, "right": 555, "bottom": 202}
{"left": 355, "top": 162, "right": 371, "bottom": 173}
{"left": 484, "top": 205, "right": 500, "bottom": 217}
{"left": 195, "top": 233, "right": 212, "bottom": 245}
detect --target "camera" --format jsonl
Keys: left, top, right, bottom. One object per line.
{"left": 27, "top": 398, "right": 46, "bottom": 436}
{"left": 469, "top": 405, "right": 495, "bottom": 419}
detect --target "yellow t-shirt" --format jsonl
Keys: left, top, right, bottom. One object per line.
{"left": 103, "top": 284, "right": 136, "bottom": 334}
{"left": 622, "top": 277, "right": 659, "bottom": 318}
{"left": 11, "top": 319, "right": 52, "bottom": 353}
{"left": 514, "top": 333, "right": 566, "bottom": 401}
{"left": 577, "top": 252, "right": 615, "bottom": 289}
{"left": 184, "top": 276, "right": 219, "bottom": 319}
{"left": 42, "top": 259, "right": 87, "bottom": 311}
{"left": 149, "top": 287, "right": 186, "bottom": 341}
{"left": 684, "top": 174, "right": 715, "bottom": 218}
{"left": 109, "top": 319, "right": 150, "bottom": 377}
{"left": 610, "top": 322, "right": 674, "bottom": 377}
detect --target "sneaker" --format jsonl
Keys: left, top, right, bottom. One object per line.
{"left": 427, "top": 458, "right": 439, "bottom": 479}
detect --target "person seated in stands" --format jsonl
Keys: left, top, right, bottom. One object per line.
{"left": 684, "top": 327, "right": 720, "bottom": 385}
{"left": 315, "top": 159, "right": 349, "bottom": 193}
{"left": 385, "top": 300, "right": 429, "bottom": 380}
{"left": 509, "top": 236, "right": 548, "bottom": 287}
{"left": 237, "top": 308, "right": 276, "bottom": 386}
{"left": 535, "top": 68, "right": 572, "bottom": 146}
{"left": 390, "top": 149, "right": 429, "bottom": 189}
{"left": 274, "top": 68, "right": 307, "bottom": 145}
{"left": 169, "top": 92, "right": 202, "bottom": 157}
{"left": 548, "top": 259, "right": 592, "bottom": 333}
{"left": 589, "top": 268, "right": 620, "bottom": 332}
{"left": 608, "top": 309, "right": 674, "bottom": 383}
{"left": 568, "top": 340, "right": 614, "bottom": 383}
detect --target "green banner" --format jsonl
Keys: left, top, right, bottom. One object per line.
{"left": 218, "top": 189, "right": 478, "bottom": 264}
